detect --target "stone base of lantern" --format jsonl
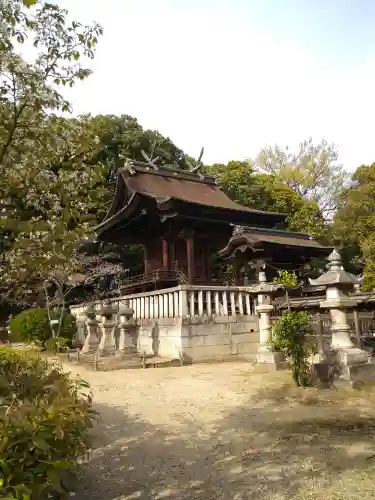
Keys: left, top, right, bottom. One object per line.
{"left": 256, "top": 347, "right": 287, "bottom": 371}
{"left": 115, "top": 345, "right": 138, "bottom": 356}
{"left": 335, "top": 347, "right": 375, "bottom": 387}
{"left": 314, "top": 346, "right": 375, "bottom": 387}
{"left": 81, "top": 335, "right": 99, "bottom": 354}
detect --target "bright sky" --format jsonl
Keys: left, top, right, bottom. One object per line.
{"left": 59, "top": 0, "right": 375, "bottom": 169}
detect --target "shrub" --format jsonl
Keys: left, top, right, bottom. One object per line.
{"left": 10, "top": 308, "right": 50, "bottom": 344}
{"left": 0, "top": 347, "right": 96, "bottom": 499}
{"left": 269, "top": 311, "right": 318, "bottom": 387}
{"left": 44, "top": 337, "right": 69, "bottom": 355}
{"left": 10, "top": 309, "right": 77, "bottom": 346}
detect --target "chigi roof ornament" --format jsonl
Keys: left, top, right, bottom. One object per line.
{"left": 140, "top": 140, "right": 160, "bottom": 171}
{"left": 187, "top": 147, "right": 205, "bottom": 180}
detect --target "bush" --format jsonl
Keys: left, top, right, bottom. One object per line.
{"left": 10, "top": 309, "right": 77, "bottom": 346}
{"left": 269, "top": 311, "right": 318, "bottom": 387}
{"left": 44, "top": 337, "right": 69, "bottom": 355}
{"left": 0, "top": 347, "right": 96, "bottom": 499}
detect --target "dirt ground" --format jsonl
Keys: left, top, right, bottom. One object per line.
{"left": 66, "top": 362, "right": 375, "bottom": 500}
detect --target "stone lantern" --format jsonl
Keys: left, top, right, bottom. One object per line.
{"left": 250, "top": 270, "right": 285, "bottom": 369}
{"left": 82, "top": 304, "right": 99, "bottom": 354}
{"left": 310, "top": 249, "right": 375, "bottom": 384}
{"left": 98, "top": 300, "right": 117, "bottom": 355}
{"left": 75, "top": 311, "right": 87, "bottom": 345}
{"left": 118, "top": 299, "right": 135, "bottom": 354}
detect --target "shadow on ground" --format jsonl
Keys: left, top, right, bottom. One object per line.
{"left": 77, "top": 394, "right": 375, "bottom": 500}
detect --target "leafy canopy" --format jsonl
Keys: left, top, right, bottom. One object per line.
{"left": 0, "top": 0, "right": 103, "bottom": 301}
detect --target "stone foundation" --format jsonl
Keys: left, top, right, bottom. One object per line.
{"left": 135, "top": 315, "right": 259, "bottom": 362}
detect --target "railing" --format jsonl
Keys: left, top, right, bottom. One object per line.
{"left": 71, "top": 285, "right": 256, "bottom": 321}
{"left": 119, "top": 269, "right": 188, "bottom": 289}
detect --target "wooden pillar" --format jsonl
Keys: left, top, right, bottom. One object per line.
{"left": 162, "top": 239, "right": 168, "bottom": 269}
{"left": 170, "top": 241, "right": 176, "bottom": 269}
{"left": 233, "top": 259, "right": 241, "bottom": 285}
{"left": 206, "top": 250, "right": 212, "bottom": 283}
{"left": 201, "top": 244, "right": 207, "bottom": 282}
{"left": 144, "top": 244, "right": 150, "bottom": 274}
{"left": 186, "top": 236, "right": 195, "bottom": 284}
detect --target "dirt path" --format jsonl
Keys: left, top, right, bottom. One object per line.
{"left": 69, "top": 363, "right": 375, "bottom": 500}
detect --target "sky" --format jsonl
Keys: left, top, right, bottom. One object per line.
{"left": 58, "top": 0, "right": 375, "bottom": 169}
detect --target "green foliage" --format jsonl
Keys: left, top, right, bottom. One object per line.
{"left": 333, "top": 163, "right": 375, "bottom": 289}
{"left": 10, "top": 309, "right": 76, "bottom": 345}
{"left": 0, "top": 347, "right": 96, "bottom": 499}
{"left": 274, "top": 270, "right": 300, "bottom": 289}
{"left": 10, "top": 308, "right": 50, "bottom": 344}
{"left": 0, "top": 1, "right": 103, "bottom": 301}
{"left": 255, "top": 137, "right": 348, "bottom": 220}
{"left": 269, "top": 312, "right": 317, "bottom": 387}
{"left": 207, "top": 160, "right": 326, "bottom": 239}
{"left": 44, "top": 337, "right": 69, "bottom": 355}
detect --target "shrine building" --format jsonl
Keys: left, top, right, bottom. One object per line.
{"left": 95, "top": 160, "right": 328, "bottom": 291}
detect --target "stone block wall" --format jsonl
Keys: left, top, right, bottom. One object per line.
{"left": 136, "top": 315, "right": 259, "bottom": 362}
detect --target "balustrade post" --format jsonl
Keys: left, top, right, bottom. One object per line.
{"left": 173, "top": 292, "right": 179, "bottom": 317}
{"left": 238, "top": 291, "right": 244, "bottom": 315}
{"left": 206, "top": 291, "right": 212, "bottom": 316}
{"left": 159, "top": 295, "right": 164, "bottom": 318}
{"left": 222, "top": 291, "right": 228, "bottom": 316}
{"left": 178, "top": 289, "right": 188, "bottom": 317}
{"left": 154, "top": 295, "right": 159, "bottom": 319}
{"left": 168, "top": 293, "right": 174, "bottom": 318}
{"left": 214, "top": 292, "right": 220, "bottom": 315}
{"left": 189, "top": 291, "right": 195, "bottom": 316}
{"left": 230, "top": 291, "right": 236, "bottom": 316}
{"left": 149, "top": 295, "right": 154, "bottom": 319}
{"left": 198, "top": 290, "right": 204, "bottom": 316}
{"left": 163, "top": 293, "right": 169, "bottom": 318}
{"left": 145, "top": 297, "right": 149, "bottom": 319}
{"left": 245, "top": 293, "right": 251, "bottom": 315}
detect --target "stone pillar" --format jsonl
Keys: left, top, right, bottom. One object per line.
{"left": 310, "top": 249, "right": 375, "bottom": 386}
{"left": 118, "top": 300, "right": 136, "bottom": 355}
{"left": 98, "top": 300, "right": 117, "bottom": 355}
{"left": 251, "top": 270, "right": 285, "bottom": 369}
{"left": 82, "top": 305, "right": 99, "bottom": 354}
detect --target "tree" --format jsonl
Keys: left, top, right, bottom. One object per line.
{"left": 207, "top": 160, "right": 326, "bottom": 239}
{"left": 333, "top": 163, "right": 375, "bottom": 289}
{"left": 0, "top": 1, "right": 103, "bottom": 301}
{"left": 255, "top": 138, "right": 348, "bottom": 220}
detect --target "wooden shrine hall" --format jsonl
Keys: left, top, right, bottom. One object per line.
{"left": 95, "top": 160, "right": 329, "bottom": 292}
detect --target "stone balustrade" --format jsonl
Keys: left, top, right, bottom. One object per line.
{"left": 117, "top": 285, "right": 255, "bottom": 321}
{"left": 71, "top": 285, "right": 255, "bottom": 322}
{"left": 70, "top": 285, "right": 259, "bottom": 363}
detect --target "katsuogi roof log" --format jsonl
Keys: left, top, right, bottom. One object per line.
{"left": 95, "top": 161, "right": 287, "bottom": 243}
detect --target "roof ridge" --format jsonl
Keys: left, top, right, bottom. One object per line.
{"left": 232, "top": 225, "right": 315, "bottom": 240}
{"left": 122, "top": 160, "right": 219, "bottom": 186}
